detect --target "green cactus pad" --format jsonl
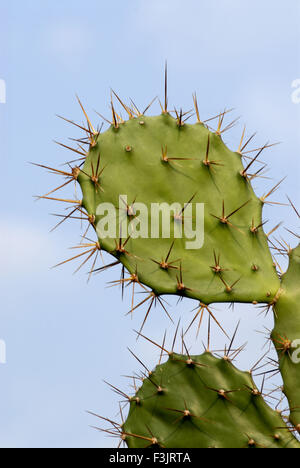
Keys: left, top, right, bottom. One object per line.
{"left": 273, "top": 244, "right": 300, "bottom": 430}
{"left": 35, "top": 80, "right": 300, "bottom": 449}
{"left": 122, "top": 351, "right": 299, "bottom": 448}
{"left": 78, "top": 112, "right": 280, "bottom": 304}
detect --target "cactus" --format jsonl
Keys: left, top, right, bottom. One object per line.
{"left": 272, "top": 243, "right": 300, "bottom": 431}
{"left": 34, "top": 66, "right": 300, "bottom": 448}
{"left": 97, "top": 336, "right": 299, "bottom": 449}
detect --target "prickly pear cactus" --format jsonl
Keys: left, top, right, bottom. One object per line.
{"left": 273, "top": 244, "right": 300, "bottom": 431}
{"left": 35, "top": 67, "right": 300, "bottom": 448}
{"left": 121, "top": 351, "right": 299, "bottom": 449}
{"left": 77, "top": 111, "right": 280, "bottom": 304}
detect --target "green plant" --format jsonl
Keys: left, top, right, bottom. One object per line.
{"left": 34, "top": 67, "right": 300, "bottom": 448}
{"left": 108, "top": 338, "right": 299, "bottom": 448}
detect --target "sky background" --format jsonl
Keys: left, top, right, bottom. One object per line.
{"left": 0, "top": 0, "right": 300, "bottom": 448}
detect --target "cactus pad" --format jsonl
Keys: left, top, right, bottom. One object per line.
{"left": 35, "top": 72, "right": 300, "bottom": 449}
{"left": 76, "top": 111, "right": 280, "bottom": 305}
{"left": 99, "top": 347, "right": 299, "bottom": 448}
{"left": 273, "top": 244, "right": 300, "bottom": 430}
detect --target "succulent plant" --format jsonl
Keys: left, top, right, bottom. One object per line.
{"left": 34, "top": 66, "right": 300, "bottom": 448}
{"left": 95, "top": 335, "right": 299, "bottom": 449}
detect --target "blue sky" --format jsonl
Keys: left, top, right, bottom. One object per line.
{"left": 0, "top": 0, "right": 300, "bottom": 448}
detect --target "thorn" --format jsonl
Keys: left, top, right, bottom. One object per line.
{"left": 211, "top": 200, "right": 250, "bottom": 231}
{"left": 237, "top": 126, "right": 246, "bottom": 154}
{"left": 240, "top": 143, "right": 269, "bottom": 179}
{"left": 267, "top": 222, "right": 283, "bottom": 238}
{"left": 218, "top": 275, "right": 242, "bottom": 293}
{"left": 133, "top": 330, "right": 170, "bottom": 358}
{"left": 287, "top": 196, "right": 300, "bottom": 219}
{"left": 261, "top": 177, "right": 286, "bottom": 203}
{"left": 76, "top": 95, "right": 97, "bottom": 134}
{"left": 151, "top": 241, "right": 180, "bottom": 271}
{"left": 176, "top": 263, "right": 193, "bottom": 294}
{"left": 203, "top": 135, "right": 223, "bottom": 170}
{"left": 103, "top": 380, "right": 132, "bottom": 402}
{"left": 164, "top": 61, "right": 168, "bottom": 114}
{"left": 171, "top": 320, "right": 181, "bottom": 354}
{"left": 35, "top": 195, "right": 81, "bottom": 205}
{"left": 93, "top": 260, "right": 120, "bottom": 275}
{"left": 185, "top": 302, "right": 229, "bottom": 339}
{"left": 130, "top": 98, "right": 142, "bottom": 117}
{"left": 54, "top": 140, "right": 87, "bottom": 157}
{"left": 242, "top": 141, "right": 280, "bottom": 155}
{"left": 94, "top": 109, "right": 113, "bottom": 126}
{"left": 143, "top": 96, "right": 158, "bottom": 115}
{"left": 210, "top": 250, "right": 228, "bottom": 274}
{"left": 127, "top": 347, "right": 152, "bottom": 376}
{"left": 111, "top": 89, "right": 133, "bottom": 119}
{"left": 192, "top": 93, "right": 202, "bottom": 124}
